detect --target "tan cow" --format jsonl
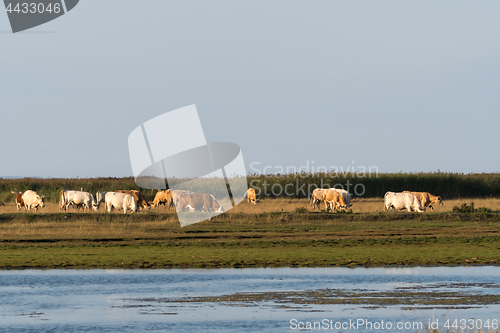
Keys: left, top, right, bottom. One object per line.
{"left": 21, "top": 190, "right": 45, "bottom": 211}
{"left": 175, "top": 192, "right": 224, "bottom": 213}
{"left": 402, "top": 191, "right": 444, "bottom": 211}
{"left": 245, "top": 188, "right": 258, "bottom": 204}
{"left": 11, "top": 191, "right": 25, "bottom": 210}
{"left": 114, "top": 190, "right": 150, "bottom": 210}
{"left": 152, "top": 189, "right": 174, "bottom": 209}
{"left": 310, "top": 188, "right": 328, "bottom": 210}
{"left": 322, "top": 189, "right": 346, "bottom": 212}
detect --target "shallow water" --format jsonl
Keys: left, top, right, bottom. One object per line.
{"left": 1, "top": 266, "right": 499, "bottom": 332}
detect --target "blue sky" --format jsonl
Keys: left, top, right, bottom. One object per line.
{"left": 1, "top": 1, "right": 500, "bottom": 178}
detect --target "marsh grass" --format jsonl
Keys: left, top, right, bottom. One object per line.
{"left": 1, "top": 197, "right": 500, "bottom": 268}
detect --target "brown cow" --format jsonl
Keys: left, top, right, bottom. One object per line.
{"left": 152, "top": 189, "right": 174, "bottom": 209}
{"left": 11, "top": 191, "right": 25, "bottom": 210}
{"left": 175, "top": 192, "right": 224, "bottom": 213}
{"left": 245, "top": 188, "right": 258, "bottom": 204}
{"left": 402, "top": 191, "right": 443, "bottom": 212}
{"left": 322, "top": 189, "right": 346, "bottom": 212}
{"left": 114, "top": 190, "right": 150, "bottom": 210}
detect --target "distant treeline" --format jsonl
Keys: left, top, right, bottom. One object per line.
{"left": 1, "top": 173, "right": 500, "bottom": 203}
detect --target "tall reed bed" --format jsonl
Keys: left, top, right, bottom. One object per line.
{"left": 1, "top": 172, "right": 500, "bottom": 203}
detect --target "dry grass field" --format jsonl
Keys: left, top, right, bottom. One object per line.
{"left": 2, "top": 197, "right": 500, "bottom": 215}
{"left": 2, "top": 196, "right": 500, "bottom": 269}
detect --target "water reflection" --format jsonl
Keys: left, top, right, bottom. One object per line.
{"left": 1, "top": 266, "right": 499, "bottom": 332}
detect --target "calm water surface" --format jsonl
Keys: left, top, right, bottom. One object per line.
{"left": 1, "top": 266, "right": 499, "bottom": 332}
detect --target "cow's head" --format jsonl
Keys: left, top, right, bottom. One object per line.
{"left": 38, "top": 196, "right": 46, "bottom": 208}
{"left": 338, "top": 196, "right": 346, "bottom": 210}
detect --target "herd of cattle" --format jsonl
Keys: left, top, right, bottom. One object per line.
{"left": 9, "top": 187, "right": 443, "bottom": 214}
{"left": 309, "top": 188, "right": 444, "bottom": 212}
{"left": 10, "top": 189, "right": 224, "bottom": 214}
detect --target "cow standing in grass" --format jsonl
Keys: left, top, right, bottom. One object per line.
{"left": 60, "top": 190, "right": 99, "bottom": 212}
{"left": 310, "top": 188, "right": 328, "bottom": 210}
{"left": 114, "top": 190, "right": 150, "bottom": 210}
{"left": 22, "top": 190, "right": 45, "bottom": 211}
{"left": 385, "top": 191, "right": 424, "bottom": 212}
{"left": 175, "top": 192, "right": 224, "bottom": 213}
{"left": 245, "top": 188, "right": 258, "bottom": 204}
{"left": 11, "top": 191, "right": 25, "bottom": 210}
{"left": 331, "top": 188, "right": 352, "bottom": 210}
{"left": 402, "top": 191, "right": 443, "bottom": 211}
{"left": 322, "top": 189, "right": 346, "bottom": 212}
{"left": 152, "top": 189, "right": 174, "bottom": 209}
{"left": 105, "top": 192, "right": 138, "bottom": 214}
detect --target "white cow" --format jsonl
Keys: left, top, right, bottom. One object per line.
{"left": 21, "top": 190, "right": 45, "bottom": 211}
{"left": 104, "top": 192, "right": 137, "bottom": 214}
{"left": 384, "top": 191, "right": 425, "bottom": 212}
{"left": 60, "top": 190, "right": 99, "bottom": 212}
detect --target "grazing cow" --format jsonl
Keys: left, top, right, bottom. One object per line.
{"left": 245, "top": 188, "right": 258, "bottom": 204}
{"left": 310, "top": 188, "right": 328, "bottom": 210}
{"left": 322, "top": 189, "right": 346, "bottom": 212}
{"left": 152, "top": 189, "right": 174, "bottom": 209}
{"left": 175, "top": 192, "right": 224, "bottom": 213}
{"left": 21, "top": 190, "right": 45, "bottom": 211}
{"left": 114, "top": 190, "right": 150, "bottom": 210}
{"left": 104, "top": 192, "right": 138, "bottom": 214}
{"left": 170, "top": 190, "right": 192, "bottom": 207}
{"left": 384, "top": 191, "right": 424, "bottom": 212}
{"left": 11, "top": 191, "right": 25, "bottom": 210}
{"left": 402, "top": 191, "right": 444, "bottom": 212}
{"left": 60, "top": 190, "right": 99, "bottom": 212}
{"left": 331, "top": 188, "right": 352, "bottom": 210}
